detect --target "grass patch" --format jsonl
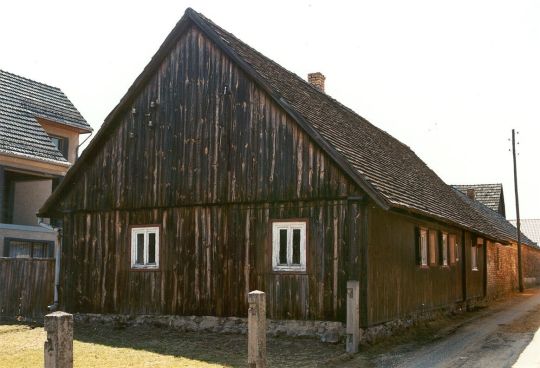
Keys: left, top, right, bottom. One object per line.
{"left": 0, "top": 322, "right": 348, "bottom": 367}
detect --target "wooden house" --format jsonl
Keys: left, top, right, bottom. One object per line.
{"left": 39, "top": 9, "right": 523, "bottom": 327}
{"left": 453, "top": 188, "right": 538, "bottom": 298}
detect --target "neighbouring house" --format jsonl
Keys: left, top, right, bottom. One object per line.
{"left": 509, "top": 219, "right": 540, "bottom": 286}
{"left": 0, "top": 70, "right": 92, "bottom": 258}
{"left": 453, "top": 188, "right": 539, "bottom": 297}
{"left": 453, "top": 184, "right": 506, "bottom": 217}
{"left": 38, "top": 9, "right": 535, "bottom": 335}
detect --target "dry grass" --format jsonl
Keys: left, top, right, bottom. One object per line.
{"left": 0, "top": 322, "right": 349, "bottom": 368}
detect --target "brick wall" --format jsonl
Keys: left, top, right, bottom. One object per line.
{"left": 486, "top": 241, "right": 518, "bottom": 299}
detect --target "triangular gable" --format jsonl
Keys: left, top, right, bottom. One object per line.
{"left": 39, "top": 8, "right": 389, "bottom": 217}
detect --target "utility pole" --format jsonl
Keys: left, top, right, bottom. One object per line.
{"left": 512, "top": 129, "right": 523, "bottom": 292}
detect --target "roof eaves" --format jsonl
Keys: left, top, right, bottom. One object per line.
{"left": 0, "top": 149, "right": 71, "bottom": 167}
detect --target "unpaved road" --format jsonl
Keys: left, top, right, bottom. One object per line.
{"left": 370, "top": 289, "right": 540, "bottom": 368}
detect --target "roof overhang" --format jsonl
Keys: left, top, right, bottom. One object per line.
{"left": 0, "top": 149, "right": 70, "bottom": 170}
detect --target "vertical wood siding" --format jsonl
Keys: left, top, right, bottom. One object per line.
{"left": 366, "top": 206, "right": 469, "bottom": 326}
{"left": 465, "top": 232, "right": 485, "bottom": 299}
{"left": 61, "top": 201, "right": 350, "bottom": 320}
{"left": 59, "top": 26, "right": 355, "bottom": 212}
{"left": 0, "top": 258, "right": 55, "bottom": 318}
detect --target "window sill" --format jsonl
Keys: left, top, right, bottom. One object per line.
{"left": 471, "top": 268, "right": 479, "bottom": 272}
{"left": 130, "top": 266, "right": 160, "bottom": 272}
{"left": 270, "top": 270, "right": 308, "bottom": 275}
{"left": 419, "top": 265, "right": 430, "bottom": 269}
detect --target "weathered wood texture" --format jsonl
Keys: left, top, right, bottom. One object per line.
{"left": 56, "top": 26, "right": 362, "bottom": 321}
{"left": 58, "top": 26, "right": 356, "bottom": 213}
{"left": 61, "top": 201, "right": 354, "bottom": 320}
{"left": 0, "top": 258, "right": 55, "bottom": 318}
{"left": 247, "top": 290, "right": 266, "bottom": 368}
{"left": 464, "top": 233, "right": 485, "bottom": 300}
{"left": 366, "top": 207, "right": 470, "bottom": 326}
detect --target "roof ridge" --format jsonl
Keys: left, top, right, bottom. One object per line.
{"left": 188, "top": 9, "right": 413, "bottom": 153}
{"left": 452, "top": 183, "right": 503, "bottom": 187}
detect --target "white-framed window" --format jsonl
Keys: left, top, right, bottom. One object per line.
{"left": 420, "top": 228, "right": 428, "bottom": 266}
{"left": 471, "top": 244, "right": 478, "bottom": 271}
{"left": 471, "top": 237, "right": 482, "bottom": 271}
{"left": 131, "top": 226, "right": 160, "bottom": 269}
{"left": 441, "top": 232, "right": 448, "bottom": 266}
{"left": 272, "top": 221, "right": 307, "bottom": 272}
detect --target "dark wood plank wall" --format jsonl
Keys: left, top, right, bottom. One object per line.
{"left": 0, "top": 258, "right": 55, "bottom": 318}
{"left": 366, "top": 206, "right": 471, "bottom": 326}
{"left": 465, "top": 232, "right": 485, "bottom": 299}
{"left": 57, "top": 26, "right": 362, "bottom": 321}
{"left": 61, "top": 201, "right": 351, "bottom": 320}
{"left": 59, "top": 26, "right": 356, "bottom": 212}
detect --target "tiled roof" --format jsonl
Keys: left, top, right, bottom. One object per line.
{"left": 39, "top": 9, "right": 517, "bottom": 244}
{"left": 452, "top": 184, "right": 503, "bottom": 213}
{"left": 188, "top": 10, "right": 506, "bottom": 238}
{"left": 509, "top": 219, "right": 540, "bottom": 246}
{"left": 0, "top": 70, "right": 91, "bottom": 162}
{"left": 454, "top": 189, "right": 536, "bottom": 247}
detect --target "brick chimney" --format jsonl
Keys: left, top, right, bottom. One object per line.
{"left": 308, "top": 72, "right": 325, "bottom": 92}
{"left": 467, "top": 188, "right": 475, "bottom": 200}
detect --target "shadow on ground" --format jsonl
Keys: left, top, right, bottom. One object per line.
{"left": 73, "top": 322, "right": 353, "bottom": 368}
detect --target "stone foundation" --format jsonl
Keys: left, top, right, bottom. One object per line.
{"left": 73, "top": 313, "right": 345, "bottom": 343}
{"left": 73, "top": 300, "right": 480, "bottom": 345}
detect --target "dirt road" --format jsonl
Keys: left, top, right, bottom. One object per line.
{"left": 370, "top": 289, "right": 540, "bottom": 368}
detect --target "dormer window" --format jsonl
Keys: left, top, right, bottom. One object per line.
{"left": 49, "top": 135, "right": 69, "bottom": 159}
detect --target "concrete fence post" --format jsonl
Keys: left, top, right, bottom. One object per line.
{"left": 44, "top": 311, "right": 73, "bottom": 368}
{"left": 346, "top": 280, "right": 360, "bottom": 353}
{"left": 248, "top": 290, "right": 266, "bottom": 368}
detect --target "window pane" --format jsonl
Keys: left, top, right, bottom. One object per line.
{"left": 429, "top": 231, "right": 437, "bottom": 265}
{"left": 9, "top": 241, "right": 31, "bottom": 258}
{"left": 50, "top": 137, "right": 60, "bottom": 148}
{"left": 292, "top": 229, "right": 301, "bottom": 265}
{"left": 420, "top": 230, "right": 428, "bottom": 266}
{"left": 442, "top": 234, "right": 448, "bottom": 265}
{"left": 148, "top": 233, "right": 156, "bottom": 264}
{"left": 471, "top": 246, "right": 477, "bottom": 270}
{"left": 47, "top": 243, "right": 55, "bottom": 258}
{"left": 32, "top": 243, "right": 46, "bottom": 258}
{"left": 136, "top": 233, "right": 144, "bottom": 264}
{"left": 279, "top": 229, "right": 287, "bottom": 265}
